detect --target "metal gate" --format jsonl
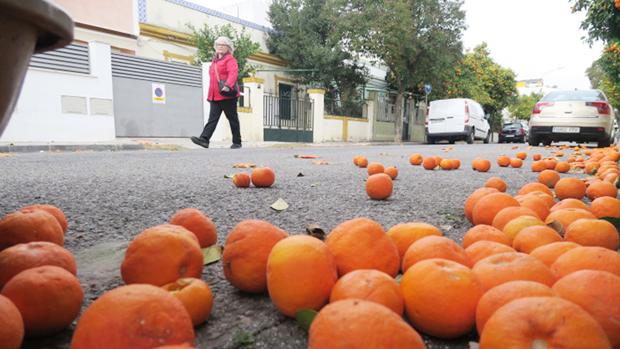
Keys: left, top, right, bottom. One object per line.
{"left": 111, "top": 53, "right": 203, "bottom": 137}
{"left": 263, "top": 94, "right": 313, "bottom": 142}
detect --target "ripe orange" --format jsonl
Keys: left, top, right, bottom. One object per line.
{"left": 591, "top": 197, "right": 620, "bottom": 218}
{"left": 353, "top": 155, "right": 365, "bottom": 166}
{"left": 422, "top": 157, "right": 436, "bottom": 170}
{"left": 564, "top": 219, "right": 619, "bottom": 250}
{"left": 0, "top": 294, "right": 23, "bottom": 349}
{"left": 491, "top": 206, "right": 540, "bottom": 231}
{"left": 586, "top": 180, "right": 618, "bottom": 200}
{"left": 510, "top": 158, "right": 523, "bottom": 168}
{"left": 512, "top": 225, "right": 562, "bottom": 253}
{"left": 533, "top": 153, "right": 542, "bottom": 161}
{"left": 402, "top": 236, "right": 470, "bottom": 271}
{"left": 452, "top": 159, "right": 462, "bottom": 169}
{"left": 472, "top": 193, "right": 520, "bottom": 226}
{"left": 555, "top": 177, "right": 587, "bottom": 200}
{"left": 170, "top": 208, "right": 217, "bottom": 248}
{"left": 2, "top": 266, "right": 83, "bottom": 337}
{"left": 555, "top": 161, "right": 571, "bottom": 173}
{"left": 357, "top": 156, "right": 368, "bottom": 168}
{"left": 329, "top": 269, "right": 403, "bottom": 315}
{"left": 20, "top": 204, "right": 67, "bottom": 234}
{"left": 0, "top": 210, "right": 64, "bottom": 251}
{"left": 550, "top": 198, "right": 591, "bottom": 212}
{"left": 516, "top": 194, "right": 551, "bottom": 220}
{"left": 475, "top": 280, "right": 553, "bottom": 334}
{"left": 502, "top": 216, "right": 546, "bottom": 243}
{"left": 308, "top": 299, "right": 426, "bottom": 349}
{"left": 538, "top": 169, "right": 561, "bottom": 188}
{"left": 516, "top": 152, "right": 527, "bottom": 160}
{"left": 367, "top": 162, "right": 385, "bottom": 176}
{"left": 232, "top": 172, "right": 250, "bottom": 187}
{"left": 70, "top": 284, "right": 194, "bottom": 349}
{"left": 267, "top": 235, "right": 338, "bottom": 317}
{"left": 386, "top": 222, "right": 443, "bottom": 260}
{"left": 384, "top": 166, "right": 398, "bottom": 179}
{"left": 529, "top": 241, "right": 581, "bottom": 267}
{"left": 551, "top": 246, "right": 620, "bottom": 279}
{"left": 400, "top": 259, "right": 483, "bottom": 338}
{"left": 464, "top": 187, "right": 499, "bottom": 223}
{"left": 543, "top": 158, "right": 558, "bottom": 170}
{"left": 365, "top": 173, "right": 393, "bottom": 200}
{"left": 544, "top": 208, "right": 596, "bottom": 230}
{"left": 251, "top": 167, "right": 276, "bottom": 187}
{"left": 465, "top": 241, "right": 516, "bottom": 266}
{"left": 480, "top": 297, "right": 611, "bottom": 349}
{"left": 326, "top": 218, "right": 399, "bottom": 277}
{"left": 473, "top": 158, "right": 491, "bottom": 172}
{"left": 162, "top": 278, "right": 213, "bottom": 326}
{"left": 462, "top": 224, "right": 510, "bottom": 248}
{"left": 472, "top": 252, "right": 555, "bottom": 291}
{"left": 517, "top": 182, "right": 554, "bottom": 197}
{"left": 531, "top": 160, "right": 546, "bottom": 172}
{"left": 497, "top": 155, "right": 510, "bottom": 167}
{"left": 439, "top": 159, "right": 454, "bottom": 170}
{"left": 484, "top": 177, "right": 507, "bottom": 192}
{"left": 409, "top": 153, "right": 423, "bottom": 165}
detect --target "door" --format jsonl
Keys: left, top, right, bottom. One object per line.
{"left": 278, "top": 84, "right": 293, "bottom": 120}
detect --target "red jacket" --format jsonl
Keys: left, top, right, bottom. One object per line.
{"left": 208, "top": 53, "right": 240, "bottom": 101}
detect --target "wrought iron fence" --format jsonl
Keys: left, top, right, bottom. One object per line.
{"left": 376, "top": 96, "right": 397, "bottom": 122}
{"left": 263, "top": 93, "right": 313, "bottom": 131}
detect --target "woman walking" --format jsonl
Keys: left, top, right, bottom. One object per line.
{"left": 191, "top": 36, "right": 242, "bottom": 149}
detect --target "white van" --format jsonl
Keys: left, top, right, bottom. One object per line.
{"left": 426, "top": 98, "right": 491, "bottom": 144}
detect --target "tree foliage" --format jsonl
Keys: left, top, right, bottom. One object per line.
{"left": 508, "top": 93, "right": 543, "bottom": 121}
{"left": 190, "top": 23, "right": 261, "bottom": 80}
{"left": 588, "top": 45, "right": 620, "bottom": 107}
{"left": 570, "top": 0, "right": 620, "bottom": 44}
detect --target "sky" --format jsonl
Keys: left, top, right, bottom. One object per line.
{"left": 192, "top": 0, "right": 604, "bottom": 90}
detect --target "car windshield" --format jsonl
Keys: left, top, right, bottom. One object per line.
{"left": 541, "top": 90, "right": 606, "bottom": 102}
{"left": 503, "top": 123, "right": 521, "bottom": 130}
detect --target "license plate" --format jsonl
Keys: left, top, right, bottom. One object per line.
{"left": 505, "top": 134, "right": 514, "bottom": 137}
{"left": 552, "top": 127, "right": 580, "bottom": 133}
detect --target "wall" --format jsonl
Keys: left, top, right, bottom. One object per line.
{"left": 55, "top": 0, "right": 137, "bottom": 35}
{"left": 347, "top": 119, "right": 370, "bottom": 142}
{"left": 1, "top": 42, "right": 116, "bottom": 142}
{"left": 373, "top": 121, "right": 396, "bottom": 141}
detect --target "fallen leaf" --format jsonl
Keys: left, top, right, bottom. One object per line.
{"left": 440, "top": 225, "right": 452, "bottom": 231}
{"left": 224, "top": 174, "right": 234, "bottom": 179}
{"left": 270, "top": 198, "right": 289, "bottom": 212}
{"left": 306, "top": 224, "right": 326, "bottom": 241}
{"left": 202, "top": 245, "right": 222, "bottom": 265}
{"left": 294, "top": 155, "right": 320, "bottom": 159}
{"left": 296, "top": 309, "right": 318, "bottom": 332}
{"left": 312, "top": 160, "right": 329, "bottom": 165}
{"left": 233, "top": 163, "right": 256, "bottom": 168}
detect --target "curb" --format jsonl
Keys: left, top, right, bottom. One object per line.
{"left": 0, "top": 144, "right": 148, "bottom": 153}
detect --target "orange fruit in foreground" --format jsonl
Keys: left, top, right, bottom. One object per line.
{"left": 464, "top": 187, "right": 499, "bottom": 223}
{"left": 544, "top": 208, "right": 596, "bottom": 230}
{"left": 409, "top": 153, "right": 423, "bottom": 165}
{"left": 121, "top": 224, "right": 203, "bottom": 286}
{"left": 480, "top": 297, "right": 611, "bottom": 349}
{"left": 308, "top": 299, "right": 425, "bottom": 349}
{"left": 162, "top": 278, "right": 213, "bottom": 326}
{"left": 502, "top": 216, "right": 546, "bottom": 243}
{"left": 538, "top": 169, "right": 560, "bottom": 188}
{"left": 555, "top": 161, "right": 570, "bottom": 173}
{"left": 462, "top": 224, "right": 510, "bottom": 248}
{"left": 564, "top": 218, "right": 619, "bottom": 250}
{"left": 222, "top": 219, "right": 287, "bottom": 293}
{"left": 484, "top": 177, "right": 507, "bottom": 192}
{"left": 473, "top": 158, "right": 491, "bottom": 172}
{"left": 267, "top": 235, "right": 338, "bottom": 317}
{"left": 0, "top": 294, "right": 24, "bottom": 349}
{"left": 170, "top": 208, "right": 217, "bottom": 248}
{"left": 472, "top": 193, "right": 520, "bottom": 226}
{"left": 475, "top": 280, "right": 553, "bottom": 334}
{"left": 512, "top": 225, "right": 562, "bottom": 253}
{"left": 472, "top": 252, "right": 555, "bottom": 291}
{"left": 232, "top": 172, "right": 251, "bottom": 188}
{"left": 402, "top": 236, "right": 470, "bottom": 271}
{"left": 554, "top": 177, "right": 587, "bottom": 200}
{"left": 20, "top": 204, "right": 68, "bottom": 233}
{"left": 550, "top": 198, "right": 590, "bottom": 212}
{"left": 551, "top": 246, "right": 620, "bottom": 279}
{"left": 531, "top": 160, "right": 546, "bottom": 172}
{"left": 70, "top": 284, "right": 194, "bottom": 349}
{"left": 518, "top": 182, "right": 554, "bottom": 197}
{"left": 367, "top": 162, "right": 384, "bottom": 176}
{"left": 510, "top": 158, "right": 523, "bottom": 168}
{"left": 2, "top": 266, "right": 83, "bottom": 337}
{"left": 497, "top": 155, "right": 510, "bottom": 167}
{"left": 516, "top": 194, "right": 551, "bottom": 220}
{"left": 553, "top": 270, "right": 620, "bottom": 347}
{"left": 251, "top": 167, "right": 275, "bottom": 187}
{"left": 329, "top": 269, "right": 403, "bottom": 315}
{"left": 525, "top": 188, "right": 560, "bottom": 208}
{"left": 465, "top": 241, "right": 515, "bottom": 266}
{"left": 422, "top": 157, "right": 436, "bottom": 170}
{"left": 0, "top": 210, "right": 64, "bottom": 251}
{"left": 544, "top": 158, "right": 558, "bottom": 170}
{"left": 384, "top": 166, "right": 398, "bottom": 179}
{"left": 401, "top": 258, "right": 483, "bottom": 338}
{"left": 529, "top": 241, "right": 581, "bottom": 267}
{"left": 591, "top": 197, "right": 620, "bottom": 218}
{"left": 365, "top": 173, "right": 393, "bottom": 200}
{"left": 326, "top": 218, "right": 399, "bottom": 277}
{"left": 386, "top": 222, "right": 443, "bottom": 260}
{"left": 0, "top": 241, "right": 76, "bottom": 289}
{"left": 491, "top": 206, "right": 539, "bottom": 231}
{"left": 586, "top": 180, "right": 618, "bottom": 200}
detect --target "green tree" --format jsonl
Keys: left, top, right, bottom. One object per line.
{"left": 336, "top": 0, "right": 466, "bottom": 141}
{"left": 190, "top": 23, "right": 261, "bottom": 80}
{"left": 570, "top": 0, "right": 620, "bottom": 44}
{"left": 507, "top": 93, "right": 543, "bottom": 120}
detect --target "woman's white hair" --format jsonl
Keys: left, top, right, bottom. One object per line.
{"left": 214, "top": 36, "right": 235, "bottom": 53}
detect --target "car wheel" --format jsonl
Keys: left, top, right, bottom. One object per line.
{"left": 426, "top": 137, "right": 435, "bottom": 144}
{"left": 466, "top": 129, "right": 474, "bottom": 144}
{"left": 483, "top": 132, "right": 490, "bottom": 144}
{"left": 528, "top": 135, "right": 539, "bottom": 146}
{"left": 598, "top": 137, "right": 611, "bottom": 148}
{"left": 543, "top": 139, "right": 552, "bottom": 146}
{"left": 449, "top": 139, "right": 456, "bottom": 144}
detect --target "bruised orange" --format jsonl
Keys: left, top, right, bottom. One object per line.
{"left": 162, "top": 278, "right": 213, "bottom": 326}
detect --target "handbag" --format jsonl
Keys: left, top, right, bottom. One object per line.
{"left": 213, "top": 60, "right": 238, "bottom": 97}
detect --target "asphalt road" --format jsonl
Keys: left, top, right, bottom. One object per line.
{"left": 0, "top": 142, "right": 566, "bottom": 349}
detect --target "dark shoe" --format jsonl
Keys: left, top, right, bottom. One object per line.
{"left": 230, "top": 143, "right": 242, "bottom": 149}
{"left": 191, "top": 136, "right": 209, "bottom": 148}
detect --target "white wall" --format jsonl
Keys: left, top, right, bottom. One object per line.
{"left": 347, "top": 120, "right": 370, "bottom": 142}
{"left": 1, "top": 42, "right": 116, "bottom": 143}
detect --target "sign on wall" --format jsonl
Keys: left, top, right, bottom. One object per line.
{"left": 152, "top": 83, "right": 166, "bottom": 104}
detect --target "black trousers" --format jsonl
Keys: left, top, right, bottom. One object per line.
{"left": 200, "top": 98, "right": 241, "bottom": 145}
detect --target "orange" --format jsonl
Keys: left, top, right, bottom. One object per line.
{"left": 365, "top": 173, "right": 393, "bottom": 200}
{"left": 555, "top": 177, "right": 587, "bottom": 200}
{"left": 586, "top": 180, "right": 618, "bottom": 200}
{"left": 550, "top": 198, "right": 591, "bottom": 212}
{"left": 516, "top": 152, "right": 527, "bottom": 160}
{"left": 452, "top": 159, "right": 462, "bottom": 169}
{"left": 251, "top": 167, "right": 276, "bottom": 187}
{"left": 472, "top": 193, "right": 520, "bottom": 226}
{"left": 484, "top": 177, "right": 507, "bottom": 192}
{"left": 70, "top": 284, "right": 194, "bottom": 349}
{"left": 502, "top": 216, "right": 546, "bottom": 243}
{"left": 464, "top": 187, "right": 499, "bottom": 223}
{"left": 516, "top": 194, "right": 551, "bottom": 220}
{"left": 551, "top": 246, "right": 620, "bottom": 279}
{"left": 472, "top": 252, "right": 555, "bottom": 291}
{"left": 510, "top": 158, "right": 523, "bottom": 168}
{"left": 401, "top": 259, "right": 483, "bottom": 338}
{"left": 465, "top": 240, "right": 515, "bottom": 266}
{"left": 0, "top": 241, "right": 76, "bottom": 289}
{"left": 20, "top": 204, "right": 67, "bottom": 233}
{"left": 586, "top": 161, "right": 601, "bottom": 174}
{"left": 422, "top": 157, "right": 436, "bottom": 170}
{"left": 462, "top": 224, "right": 510, "bottom": 248}
{"left": 555, "top": 161, "right": 570, "bottom": 173}
{"left": 533, "top": 153, "right": 542, "bottom": 161}
{"left": 531, "top": 160, "right": 546, "bottom": 172}
{"left": 512, "top": 225, "right": 562, "bottom": 253}
{"left": 591, "top": 197, "right": 620, "bottom": 218}
{"left": 232, "top": 172, "right": 250, "bottom": 187}
{"left": 162, "top": 278, "right": 213, "bottom": 326}
{"left": 153, "top": 346, "right": 195, "bottom": 349}
{"left": 496, "top": 155, "right": 510, "bottom": 167}
{"left": 564, "top": 219, "right": 619, "bottom": 250}
{"left": 329, "top": 269, "right": 403, "bottom": 315}
{"left": 267, "top": 235, "right": 338, "bottom": 317}
{"left": 326, "top": 218, "right": 399, "bottom": 277}
{"left": 308, "top": 299, "right": 425, "bottom": 349}
{"left": 367, "top": 162, "right": 385, "bottom": 176}
{"left": 409, "top": 153, "right": 423, "bottom": 165}
{"left": 0, "top": 294, "right": 24, "bottom": 349}
{"left": 357, "top": 156, "right": 368, "bottom": 168}
{"left": 0, "top": 210, "right": 64, "bottom": 251}
{"left": 491, "top": 206, "right": 539, "bottom": 231}
{"left": 170, "top": 208, "right": 217, "bottom": 248}
{"left": 2, "top": 266, "right": 83, "bottom": 337}
{"left": 517, "top": 182, "right": 554, "bottom": 197}
{"left": 475, "top": 280, "right": 553, "bottom": 334}
{"left": 384, "top": 166, "right": 398, "bottom": 179}
{"left": 121, "top": 224, "right": 203, "bottom": 286}
{"left": 439, "top": 159, "right": 454, "bottom": 170}
{"left": 386, "top": 222, "right": 443, "bottom": 260}
{"left": 544, "top": 208, "right": 596, "bottom": 231}
{"left": 480, "top": 297, "right": 611, "bottom": 349}
{"left": 538, "top": 169, "right": 561, "bottom": 188}
{"left": 473, "top": 158, "right": 491, "bottom": 172}
{"left": 529, "top": 241, "right": 581, "bottom": 267}
{"left": 353, "top": 155, "right": 365, "bottom": 166}
{"left": 553, "top": 270, "right": 620, "bottom": 347}
{"left": 222, "top": 219, "right": 287, "bottom": 293}
{"left": 543, "top": 158, "right": 558, "bottom": 170}
{"left": 402, "top": 236, "right": 470, "bottom": 271}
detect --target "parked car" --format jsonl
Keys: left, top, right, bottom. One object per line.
{"left": 499, "top": 122, "right": 528, "bottom": 143}
{"left": 426, "top": 98, "right": 491, "bottom": 144}
{"left": 528, "top": 89, "right": 615, "bottom": 147}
